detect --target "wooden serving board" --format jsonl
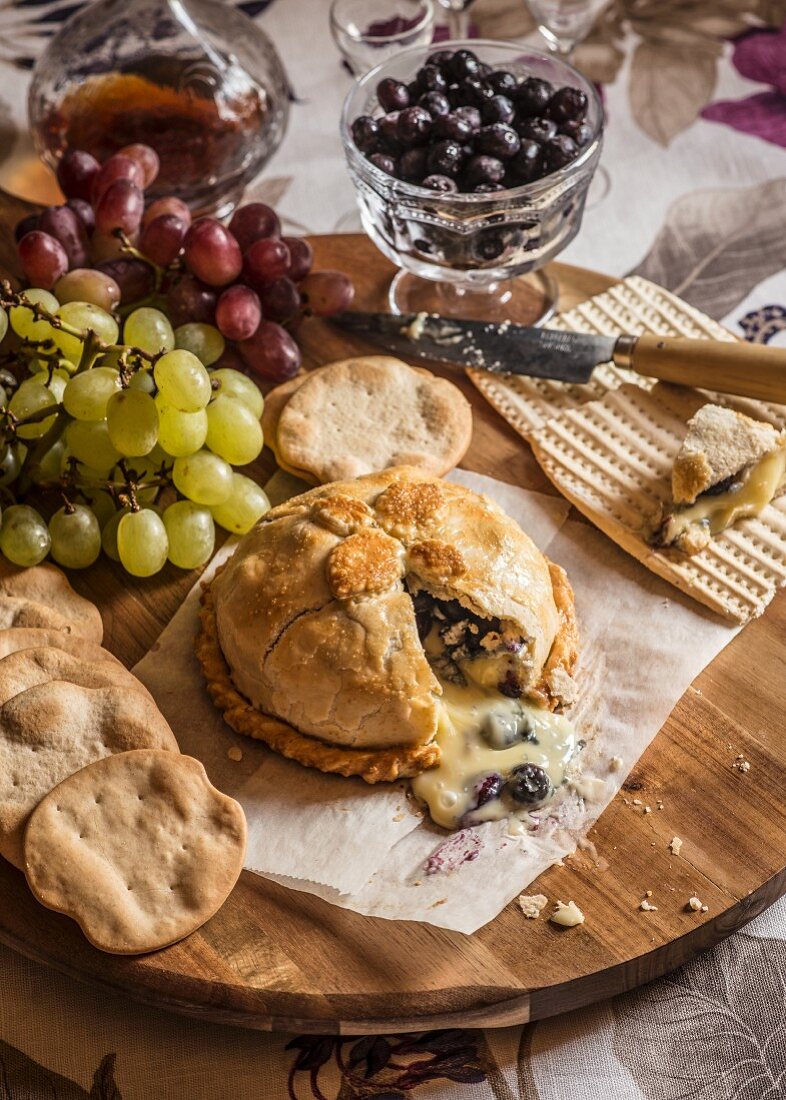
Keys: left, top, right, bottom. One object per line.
{"left": 0, "top": 210, "right": 784, "bottom": 1035}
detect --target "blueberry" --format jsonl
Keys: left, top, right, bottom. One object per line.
{"left": 450, "top": 48, "right": 481, "bottom": 79}
{"left": 515, "top": 116, "right": 557, "bottom": 143}
{"left": 377, "top": 78, "right": 409, "bottom": 112}
{"left": 560, "top": 119, "right": 593, "bottom": 147}
{"left": 417, "top": 64, "right": 448, "bottom": 93}
{"left": 486, "top": 70, "right": 517, "bottom": 95}
{"left": 498, "top": 670, "right": 523, "bottom": 697}
{"left": 422, "top": 174, "right": 458, "bottom": 192}
{"left": 476, "top": 123, "right": 520, "bottom": 160}
{"left": 544, "top": 133, "right": 578, "bottom": 170}
{"left": 507, "top": 763, "right": 552, "bottom": 805}
{"left": 460, "top": 76, "right": 495, "bottom": 106}
{"left": 464, "top": 154, "right": 506, "bottom": 188}
{"left": 378, "top": 112, "right": 403, "bottom": 151}
{"left": 419, "top": 91, "right": 451, "bottom": 118}
{"left": 398, "top": 146, "right": 428, "bottom": 180}
{"left": 426, "top": 139, "right": 464, "bottom": 177}
{"left": 454, "top": 105, "right": 482, "bottom": 132}
{"left": 397, "top": 106, "right": 432, "bottom": 146}
{"left": 510, "top": 139, "right": 544, "bottom": 183}
{"left": 351, "top": 115, "right": 379, "bottom": 154}
{"left": 477, "top": 61, "right": 493, "bottom": 78}
{"left": 547, "top": 86, "right": 588, "bottom": 123}
{"left": 515, "top": 76, "right": 553, "bottom": 117}
{"left": 433, "top": 111, "right": 474, "bottom": 142}
{"left": 473, "top": 773, "right": 505, "bottom": 808}
{"left": 481, "top": 94, "right": 515, "bottom": 125}
{"left": 368, "top": 152, "right": 397, "bottom": 176}
{"left": 428, "top": 49, "right": 455, "bottom": 71}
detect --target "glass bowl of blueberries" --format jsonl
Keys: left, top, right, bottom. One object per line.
{"left": 341, "top": 40, "right": 603, "bottom": 323}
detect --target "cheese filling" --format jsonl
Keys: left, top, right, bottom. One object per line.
{"left": 411, "top": 676, "right": 578, "bottom": 829}
{"left": 658, "top": 446, "right": 786, "bottom": 553}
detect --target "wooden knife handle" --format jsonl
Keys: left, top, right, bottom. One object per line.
{"left": 614, "top": 334, "right": 786, "bottom": 404}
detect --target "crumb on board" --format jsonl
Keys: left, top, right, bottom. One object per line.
{"left": 669, "top": 837, "right": 683, "bottom": 856}
{"left": 645, "top": 889, "right": 652, "bottom": 897}
{"left": 519, "top": 893, "right": 548, "bottom": 919}
{"left": 609, "top": 756, "right": 623, "bottom": 772}
{"left": 632, "top": 798, "right": 642, "bottom": 806}
{"left": 688, "top": 896, "right": 703, "bottom": 911}
{"left": 550, "top": 900, "right": 585, "bottom": 927}
{"left": 227, "top": 746, "right": 243, "bottom": 762}
{"left": 640, "top": 899, "right": 658, "bottom": 912}
{"left": 734, "top": 756, "right": 751, "bottom": 773}
{"left": 644, "top": 805, "right": 652, "bottom": 814}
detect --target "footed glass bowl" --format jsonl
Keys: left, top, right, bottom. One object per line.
{"left": 341, "top": 39, "right": 603, "bottom": 323}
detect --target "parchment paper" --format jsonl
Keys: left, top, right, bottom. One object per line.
{"left": 134, "top": 471, "right": 739, "bottom": 933}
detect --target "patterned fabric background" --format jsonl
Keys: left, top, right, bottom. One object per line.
{"left": 1, "top": 0, "right": 786, "bottom": 1096}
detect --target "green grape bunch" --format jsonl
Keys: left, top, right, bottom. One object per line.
{"left": 0, "top": 284, "right": 270, "bottom": 576}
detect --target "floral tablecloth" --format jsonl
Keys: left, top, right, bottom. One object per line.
{"left": 2, "top": 1, "right": 786, "bottom": 1097}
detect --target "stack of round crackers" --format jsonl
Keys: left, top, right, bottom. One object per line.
{"left": 263, "top": 355, "right": 473, "bottom": 484}
{"left": 0, "top": 560, "right": 246, "bottom": 954}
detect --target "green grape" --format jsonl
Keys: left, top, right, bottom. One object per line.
{"left": 0, "top": 504, "right": 50, "bottom": 566}
{"left": 117, "top": 509, "right": 169, "bottom": 576}
{"left": 44, "top": 369, "right": 68, "bottom": 403}
{"left": 0, "top": 307, "right": 7, "bottom": 344}
{"left": 175, "top": 323, "right": 225, "bottom": 367}
{"left": 172, "top": 450, "right": 232, "bottom": 505}
{"left": 106, "top": 389, "right": 159, "bottom": 457}
{"left": 48, "top": 504, "right": 101, "bottom": 569}
{"left": 66, "top": 419, "right": 122, "bottom": 472}
{"left": 124, "top": 307, "right": 175, "bottom": 356}
{"left": 29, "top": 356, "right": 74, "bottom": 378}
{"left": 84, "top": 490, "right": 116, "bottom": 531}
{"left": 101, "top": 506, "right": 130, "bottom": 561}
{"left": 210, "top": 473, "right": 270, "bottom": 534}
{"left": 154, "top": 350, "right": 211, "bottom": 413}
{"left": 52, "top": 302, "right": 119, "bottom": 365}
{"left": 0, "top": 443, "right": 25, "bottom": 487}
{"left": 0, "top": 385, "right": 6, "bottom": 409}
{"left": 98, "top": 345, "right": 132, "bottom": 370}
{"left": 128, "top": 368, "right": 155, "bottom": 395}
{"left": 9, "top": 288, "right": 58, "bottom": 343}
{"left": 205, "top": 395, "right": 263, "bottom": 466}
{"left": 9, "top": 378, "right": 57, "bottom": 439}
{"left": 155, "top": 396, "right": 207, "bottom": 457}
{"left": 31, "top": 438, "right": 67, "bottom": 483}
{"left": 209, "top": 368, "right": 264, "bottom": 419}
{"left": 63, "top": 366, "right": 121, "bottom": 420}
{"left": 163, "top": 500, "right": 215, "bottom": 569}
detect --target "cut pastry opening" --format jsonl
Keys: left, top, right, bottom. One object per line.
{"left": 405, "top": 580, "right": 579, "bottom": 830}
{"left": 654, "top": 446, "right": 786, "bottom": 556}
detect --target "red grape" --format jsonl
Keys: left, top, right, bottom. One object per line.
{"left": 299, "top": 271, "right": 355, "bottom": 316}
{"left": 91, "top": 155, "right": 145, "bottom": 204}
{"left": 142, "top": 196, "right": 192, "bottom": 229}
{"left": 215, "top": 285, "right": 262, "bottom": 341}
{"left": 228, "top": 202, "right": 281, "bottom": 251}
{"left": 283, "top": 236, "right": 314, "bottom": 281}
{"left": 18, "top": 231, "right": 69, "bottom": 289}
{"left": 56, "top": 149, "right": 100, "bottom": 202}
{"left": 140, "top": 214, "right": 187, "bottom": 267}
{"left": 212, "top": 345, "right": 247, "bottom": 372}
{"left": 66, "top": 198, "right": 95, "bottom": 236}
{"left": 243, "top": 237, "right": 290, "bottom": 286}
{"left": 118, "top": 143, "right": 160, "bottom": 187}
{"left": 14, "top": 213, "right": 39, "bottom": 243}
{"left": 95, "top": 178, "right": 145, "bottom": 236}
{"left": 183, "top": 218, "right": 243, "bottom": 286}
{"left": 38, "top": 205, "right": 89, "bottom": 269}
{"left": 95, "top": 258, "right": 155, "bottom": 304}
{"left": 239, "top": 320, "right": 301, "bottom": 381}
{"left": 166, "top": 273, "right": 218, "bottom": 326}
{"left": 91, "top": 229, "right": 140, "bottom": 263}
{"left": 258, "top": 277, "right": 301, "bottom": 323}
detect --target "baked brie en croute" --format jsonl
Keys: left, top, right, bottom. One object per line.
{"left": 197, "top": 467, "right": 579, "bottom": 830}
{"left": 653, "top": 404, "right": 786, "bottom": 556}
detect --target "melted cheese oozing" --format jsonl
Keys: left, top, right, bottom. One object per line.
{"left": 667, "top": 446, "right": 786, "bottom": 547}
{"left": 411, "top": 677, "right": 577, "bottom": 830}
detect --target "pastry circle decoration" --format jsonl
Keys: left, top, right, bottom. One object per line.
{"left": 327, "top": 528, "right": 404, "bottom": 600}
{"left": 311, "top": 494, "right": 374, "bottom": 537}
{"left": 408, "top": 539, "right": 467, "bottom": 583}
{"left": 374, "top": 478, "right": 446, "bottom": 536}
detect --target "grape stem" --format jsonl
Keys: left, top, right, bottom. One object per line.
{"left": 112, "top": 230, "right": 167, "bottom": 294}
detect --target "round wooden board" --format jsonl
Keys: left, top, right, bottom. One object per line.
{"left": 0, "top": 211, "right": 784, "bottom": 1035}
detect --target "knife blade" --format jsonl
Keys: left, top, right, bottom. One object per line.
{"left": 332, "top": 310, "right": 618, "bottom": 382}
{"left": 331, "top": 309, "right": 786, "bottom": 405}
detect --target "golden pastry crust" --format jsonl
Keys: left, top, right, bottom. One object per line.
{"left": 196, "top": 583, "right": 440, "bottom": 782}
{"left": 530, "top": 561, "right": 580, "bottom": 709}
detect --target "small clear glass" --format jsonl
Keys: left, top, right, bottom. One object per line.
{"left": 435, "top": 0, "right": 477, "bottom": 40}
{"left": 27, "top": 0, "right": 290, "bottom": 217}
{"left": 341, "top": 39, "right": 603, "bottom": 324}
{"left": 330, "top": 0, "right": 435, "bottom": 77}
{"left": 524, "top": 0, "right": 609, "bottom": 56}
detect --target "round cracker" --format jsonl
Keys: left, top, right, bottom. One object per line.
{"left": 0, "top": 679, "right": 178, "bottom": 867}
{"left": 276, "top": 356, "right": 472, "bottom": 484}
{"left": 261, "top": 373, "right": 309, "bottom": 454}
{"left": 24, "top": 749, "right": 247, "bottom": 954}
{"left": 0, "top": 562, "right": 102, "bottom": 643}
{"left": 0, "top": 646, "right": 154, "bottom": 707}
{"left": 0, "top": 628, "right": 123, "bottom": 669}
{"left": 0, "top": 597, "right": 87, "bottom": 635}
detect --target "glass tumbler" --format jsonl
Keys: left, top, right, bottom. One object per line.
{"left": 341, "top": 39, "right": 603, "bottom": 324}
{"left": 330, "top": 0, "right": 435, "bottom": 76}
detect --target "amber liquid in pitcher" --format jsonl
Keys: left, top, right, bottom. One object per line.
{"left": 39, "top": 55, "right": 270, "bottom": 197}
